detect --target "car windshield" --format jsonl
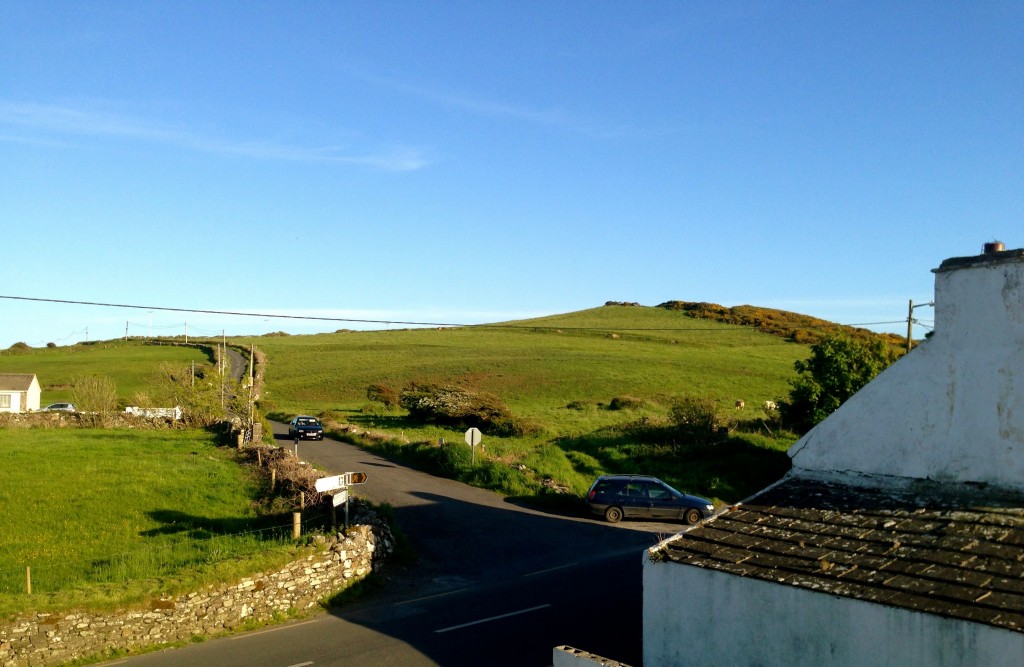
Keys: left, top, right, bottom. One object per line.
{"left": 298, "top": 418, "right": 319, "bottom": 425}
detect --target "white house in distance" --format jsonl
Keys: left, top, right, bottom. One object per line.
{"left": 644, "top": 245, "right": 1024, "bottom": 666}
{"left": 0, "top": 373, "right": 42, "bottom": 414}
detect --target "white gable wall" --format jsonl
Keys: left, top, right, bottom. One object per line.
{"left": 643, "top": 556, "right": 1024, "bottom": 667}
{"left": 25, "top": 377, "right": 40, "bottom": 412}
{"left": 789, "top": 252, "right": 1024, "bottom": 492}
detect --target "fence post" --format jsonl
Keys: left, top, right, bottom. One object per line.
{"left": 292, "top": 512, "right": 301, "bottom": 540}
{"left": 26, "top": 566, "right": 31, "bottom": 595}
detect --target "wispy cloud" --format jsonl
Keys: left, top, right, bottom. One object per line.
{"left": 344, "top": 67, "right": 659, "bottom": 140}
{"left": 0, "top": 100, "right": 427, "bottom": 171}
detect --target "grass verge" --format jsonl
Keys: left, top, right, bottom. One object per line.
{"left": 0, "top": 428, "right": 308, "bottom": 619}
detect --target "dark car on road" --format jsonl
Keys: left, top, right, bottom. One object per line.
{"left": 288, "top": 415, "right": 324, "bottom": 441}
{"left": 585, "top": 474, "right": 714, "bottom": 525}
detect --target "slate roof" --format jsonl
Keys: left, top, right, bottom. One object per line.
{"left": 659, "top": 475, "right": 1024, "bottom": 634}
{"left": 0, "top": 373, "right": 37, "bottom": 391}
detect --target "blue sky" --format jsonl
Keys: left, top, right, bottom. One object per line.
{"left": 1, "top": 1, "right": 1021, "bottom": 348}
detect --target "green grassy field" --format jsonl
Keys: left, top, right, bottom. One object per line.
{"left": 0, "top": 341, "right": 210, "bottom": 405}
{"left": 0, "top": 305, "right": 812, "bottom": 617}
{"left": 243, "top": 305, "right": 809, "bottom": 503}
{"left": 0, "top": 429, "right": 299, "bottom": 617}
{"left": 249, "top": 306, "right": 803, "bottom": 419}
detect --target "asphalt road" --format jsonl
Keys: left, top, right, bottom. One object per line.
{"left": 99, "top": 425, "right": 687, "bottom": 667}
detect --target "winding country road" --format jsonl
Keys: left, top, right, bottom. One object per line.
{"left": 100, "top": 424, "right": 686, "bottom": 666}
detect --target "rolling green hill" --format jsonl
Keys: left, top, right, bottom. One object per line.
{"left": 2, "top": 305, "right": 822, "bottom": 504}
{"left": 246, "top": 305, "right": 805, "bottom": 421}
{"left": 0, "top": 341, "right": 211, "bottom": 405}
{"left": 240, "top": 304, "right": 813, "bottom": 503}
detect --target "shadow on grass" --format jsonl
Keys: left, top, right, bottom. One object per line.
{"left": 347, "top": 413, "right": 421, "bottom": 431}
{"left": 553, "top": 426, "right": 792, "bottom": 503}
{"left": 139, "top": 510, "right": 289, "bottom": 539}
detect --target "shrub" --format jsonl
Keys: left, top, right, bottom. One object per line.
{"left": 608, "top": 395, "right": 645, "bottom": 411}
{"left": 366, "top": 383, "right": 399, "bottom": 409}
{"left": 668, "top": 395, "right": 728, "bottom": 445}
{"left": 71, "top": 375, "right": 118, "bottom": 413}
{"left": 430, "top": 441, "right": 473, "bottom": 475}
{"left": 399, "top": 382, "right": 520, "bottom": 435}
{"left": 780, "top": 334, "right": 899, "bottom": 434}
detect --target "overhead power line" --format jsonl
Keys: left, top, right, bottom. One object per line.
{"left": 0, "top": 293, "right": 906, "bottom": 335}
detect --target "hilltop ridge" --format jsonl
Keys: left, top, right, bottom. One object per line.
{"left": 651, "top": 301, "right": 906, "bottom": 347}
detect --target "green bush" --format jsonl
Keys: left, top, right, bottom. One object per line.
{"left": 430, "top": 441, "right": 473, "bottom": 475}
{"left": 608, "top": 395, "right": 645, "bottom": 411}
{"left": 781, "top": 334, "right": 900, "bottom": 434}
{"left": 71, "top": 375, "right": 118, "bottom": 413}
{"left": 366, "top": 383, "right": 399, "bottom": 408}
{"left": 398, "top": 382, "right": 525, "bottom": 436}
{"left": 668, "top": 395, "right": 728, "bottom": 445}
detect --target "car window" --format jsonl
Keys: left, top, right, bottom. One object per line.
{"left": 645, "top": 483, "right": 672, "bottom": 500}
{"left": 620, "top": 482, "right": 646, "bottom": 498}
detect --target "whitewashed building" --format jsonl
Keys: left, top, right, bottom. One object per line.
{"left": 644, "top": 245, "right": 1024, "bottom": 667}
{"left": 0, "top": 373, "right": 42, "bottom": 413}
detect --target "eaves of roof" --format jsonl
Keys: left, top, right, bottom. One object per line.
{"left": 659, "top": 476, "right": 1024, "bottom": 634}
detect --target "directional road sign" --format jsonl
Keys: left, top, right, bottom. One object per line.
{"left": 315, "top": 475, "right": 346, "bottom": 492}
{"left": 345, "top": 472, "right": 368, "bottom": 485}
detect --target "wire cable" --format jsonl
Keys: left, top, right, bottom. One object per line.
{"left": 0, "top": 293, "right": 908, "bottom": 335}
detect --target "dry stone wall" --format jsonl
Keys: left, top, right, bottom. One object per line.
{"left": 0, "top": 524, "right": 392, "bottom": 667}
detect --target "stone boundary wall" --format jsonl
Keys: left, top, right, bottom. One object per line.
{"left": 0, "top": 524, "right": 392, "bottom": 667}
{"left": 0, "top": 411, "right": 184, "bottom": 430}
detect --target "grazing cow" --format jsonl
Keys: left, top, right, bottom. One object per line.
{"left": 763, "top": 400, "right": 778, "bottom": 411}
{"left": 735, "top": 400, "right": 745, "bottom": 409}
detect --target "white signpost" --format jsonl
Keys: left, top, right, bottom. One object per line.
{"left": 314, "top": 472, "right": 367, "bottom": 531}
{"left": 465, "top": 427, "right": 482, "bottom": 465}
{"left": 315, "top": 474, "right": 346, "bottom": 492}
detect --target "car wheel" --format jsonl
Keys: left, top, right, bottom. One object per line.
{"left": 684, "top": 508, "right": 702, "bottom": 525}
{"left": 604, "top": 506, "right": 624, "bottom": 523}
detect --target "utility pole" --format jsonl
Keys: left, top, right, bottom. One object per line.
{"left": 249, "top": 343, "right": 255, "bottom": 430}
{"left": 906, "top": 300, "right": 935, "bottom": 353}
{"left": 906, "top": 300, "right": 913, "bottom": 353}
{"left": 185, "top": 321, "right": 188, "bottom": 344}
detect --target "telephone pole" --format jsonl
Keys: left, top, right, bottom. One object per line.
{"left": 906, "top": 300, "right": 934, "bottom": 353}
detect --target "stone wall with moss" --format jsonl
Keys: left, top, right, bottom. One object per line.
{"left": 0, "top": 524, "right": 392, "bottom": 667}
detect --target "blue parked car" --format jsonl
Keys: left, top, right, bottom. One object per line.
{"left": 585, "top": 474, "right": 714, "bottom": 524}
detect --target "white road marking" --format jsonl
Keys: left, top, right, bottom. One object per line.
{"left": 523, "top": 562, "right": 578, "bottom": 577}
{"left": 395, "top": 587, "right": 468, "bottom": 605}
{"left": 286, "top": 662, "right": 314, "bottom": 667}
{"left": 228, "top": 619, "right": 318, "bottom": 639}
{"left": 434, "top": 604, "right": 552, "bottom": 634}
